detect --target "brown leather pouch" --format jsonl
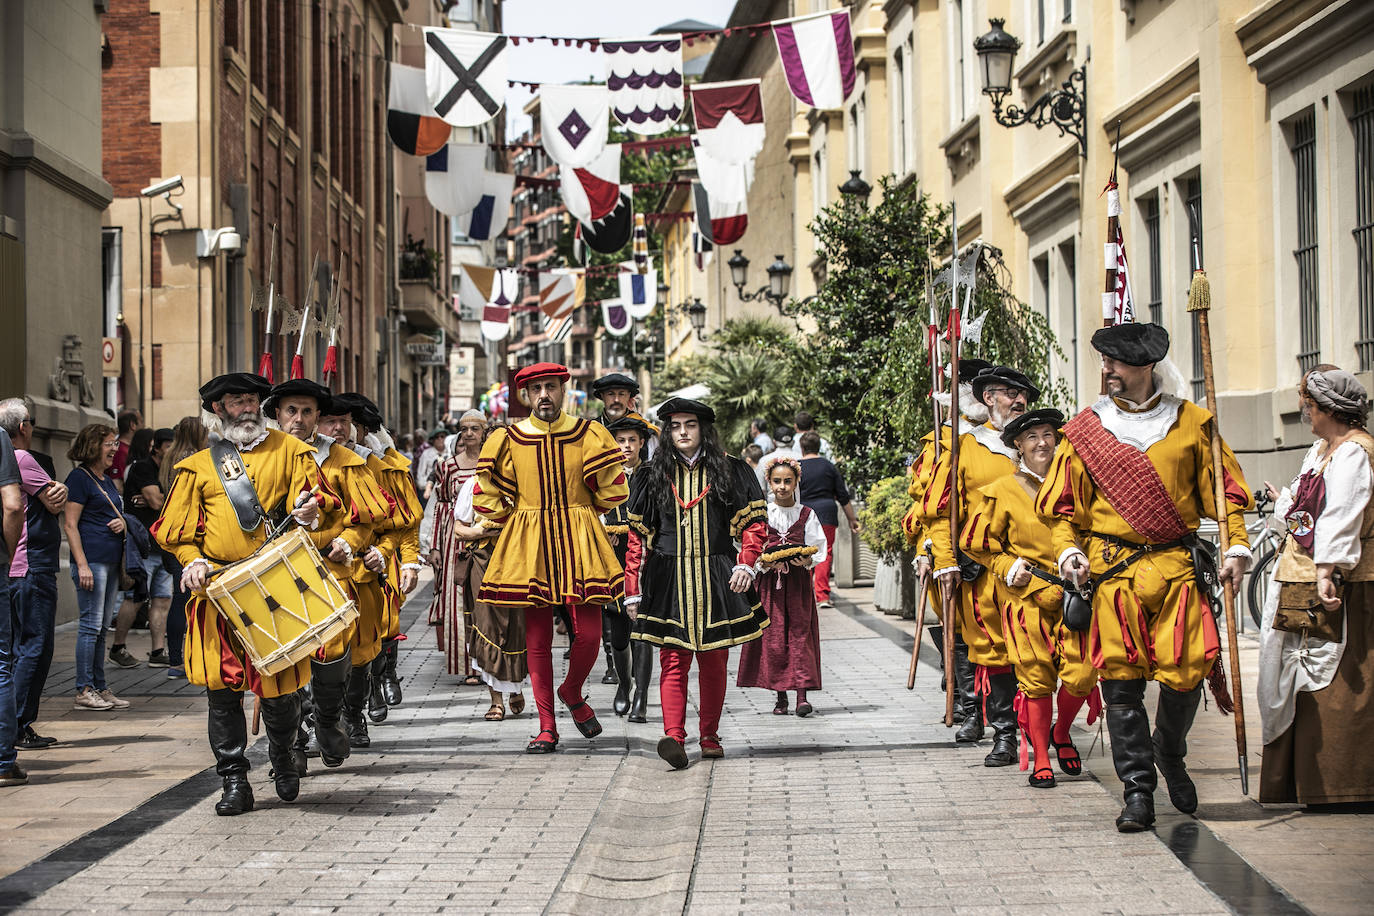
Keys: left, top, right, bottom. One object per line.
{"left": 1273, "top": 581, "right": 1344, "bottom": 643}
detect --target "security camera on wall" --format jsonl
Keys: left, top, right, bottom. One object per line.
{"left": 140, "top": 175, "right": 183, "bottom": 197}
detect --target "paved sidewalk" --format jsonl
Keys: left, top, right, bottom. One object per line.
{"left": 0, "top": 578, "right": 1369, "bottom": 914}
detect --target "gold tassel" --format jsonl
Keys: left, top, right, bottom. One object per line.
{"left": 1187, "top": 268, "right": 1210, "bottom": 313}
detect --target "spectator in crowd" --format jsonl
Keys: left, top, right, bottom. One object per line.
{"left": 108, "top": 409, "right": 142, "bottom": 493}
{"left": 416, "top": 427, "right": 447, "bottom": 503}
{"left": 742, "top": 443, "right": 766, "bottom": 493}
{"left": 0, "top": 399, "right": 68, "bottom": 751}
{"left": 770, "top": 426, "right": 794, "bottom": 458}
{"left": 750, "top": 418, "right": 774, "bottom": 454}
{"left": 0, "top": 426, "right": 25, "bottom": 785}
{"left": 781, "top": 411, "right": 834, "bottom": 461}
{"left": 62, "top": 424, "right": 132, "bottom": 711}
{"left": 157, "top": 417, "right": 209, "bottom": 679}
{"left": 112, "top": 427, "right": 175, "bottom": 668}
{"left": 106, "top": 428, "right": 156, "bottom": 669}
{"left": 797, "top": 431, "right": 860, "bottom": 609}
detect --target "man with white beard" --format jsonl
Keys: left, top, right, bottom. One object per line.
{"left": 918, "top": 365, "right": 1039, "bottom": 767}
{"left": 153, "top": 373, "right": 332, "bottom": 816}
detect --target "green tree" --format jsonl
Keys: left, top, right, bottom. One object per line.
{"left": 798, "top": 176, "right": 1071, "bottom": 492}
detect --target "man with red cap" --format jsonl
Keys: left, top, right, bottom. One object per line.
{"left": 471, "top": 363, "right": 629, "bottom": 753}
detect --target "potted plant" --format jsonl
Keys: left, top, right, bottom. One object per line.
{"left": 859, "top": 475, "right": 917, "bottom": 618}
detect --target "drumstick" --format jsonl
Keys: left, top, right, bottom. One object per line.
{"left": 251, "top": 695, "right": 261, "bottom": 735}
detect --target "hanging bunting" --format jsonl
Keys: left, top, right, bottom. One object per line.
{"left": 693, "top": 181, "right": 747, "bottom": 246}
{"left": 559, "top": 144, "right": 622, "bottom": 225}
{"left": 772, "top": 9, "right": 857, "bottom": 110}
{"left": 423, "top": 28, "right": 509, "bottom": 127}
{"left": 692, "top": 137, "right": 754, "bottom": 205}
{"left": 690, "top": 78, "right": 765, "bottom": 165}
{"left": 602, "top": 36, "right": 685, "bottom": 135}
{"left": 602, "top": 298, "right": 632, "bottom": 336}
{"left": 458, "top": 263, "right": 496, "bottom": 316}
{"left": 632, "top": 214, "right": 649, "bottom": 271}
{"left": 540, "top": 84, "right": 611, "bottom": 168}
{"left": 537, "top": 269, "right": 583, "bottom": 320}
{"left": 481, "top": 268, "right": 520, "bottom": 341}
{"left": 424, "top": 142, "right": 489, "bottom": 217}
{"left": 692, "top": 227, "right": 714, "bottom": 271}
{"left": 619, "top": 268, "right": 657, "bottom": 320}
{"left": 387, "top": 63, "right": 451, "bottom": 156}
{"left": 580, "top": 186, "right": 635, "bottom": 254}
{"left": 457, "top": 171, "right": 517, "bottom": 241}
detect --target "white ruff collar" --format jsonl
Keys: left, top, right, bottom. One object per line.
{"left": 969, "top": 423, "right": 1018, "bottom": 461}
{"left": 1090, "top": 394, "right": 1182, "bottom": 450}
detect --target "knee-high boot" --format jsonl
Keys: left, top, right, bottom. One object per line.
{"left": 1102, "top": 678, "right": 1156, "bottom": 832}
{"left": 259, "top": 692, "right": 303, "bottom": 802}
{"left": 380, "top": 638, "right": 403, "bottom": 706}
{"left": 367, "top": 651, "right": 389, "bottom": 724}
{"left": 1154, "top": 683, "right": 1202, "bottom": 814}
{"left": 600, "top": 615, "right": 618, "bottom": 684}
{"left": 953, "top": 641, "right": 983, "bottom": 742}
{"left": 612, "top": 645, "right": 633, "bottom": 716}
{"left": 293, "top": 687, "right": 312, "bottom": 774}
{"left": 310, "top": 650, "right": 353, "bottom": 767}
{"left": 983, "top": 670, "right": 1019, "bottom": 766}
{"left": 344, "top": 664, "right": 372, "bottom": 748}
{"left": 206, "top": 689, "right": 254, "bottom": 816}
{"left": 628, "top": 640, "right": 653, "bottom": 723}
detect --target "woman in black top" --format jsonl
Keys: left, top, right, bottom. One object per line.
{"left": 797, "top": 431, "right": 860, "bottom": 609}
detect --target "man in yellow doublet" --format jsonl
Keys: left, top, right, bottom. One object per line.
{"left": 473, "top": 363, "right": 628, "bottom": 754}
{"left": 154, "top": 373, "right": 336, "bottom": 816}
{"left": 1035, "top": 323, "right": 1251, "bottom": 832}
{"left": 920, "top": 365, "right": 1040, "bottom": 765}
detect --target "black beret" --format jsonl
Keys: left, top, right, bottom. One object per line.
{"left": 999, "top": 408, "right": 1065, "bottom": 448}
{"left": 657, "top": 397, "right": 715, "bottom": 424}
{"left": 958, "top": 358, "right": 993, "bottom": 380}
{"left": 199, "top": 372, "right": 271, "bottom": 411}
{"left": 263, "top": 379, "right": 332, "bottom": 418}
{"left": 605, "top": 415, "right": 653, "bottom": 439}
{"left": 329, "top": 392, "right": 382, "bottom": 430}
{"left": 972, "top": 366, "right": 1042, "bottom": 404}
{"left": 592, "top": 372, "right": 640, "bottom": 397}
{"left": 1091, "top": 322, "right": 1170, "bottom": 366}
{"left": 153, "top": 427, "right": 175, "bottom": 445}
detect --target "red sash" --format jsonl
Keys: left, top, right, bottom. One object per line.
{"left": 1062, "top": 407, "right": 1189, "bottom": 543}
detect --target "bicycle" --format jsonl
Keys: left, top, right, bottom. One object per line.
{"left": 1245, "top": 488, "right": 1282, "bottom": 628}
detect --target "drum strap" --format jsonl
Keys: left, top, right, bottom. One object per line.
{"left": 210, "top": 439, "right": 270, "bottom": 532}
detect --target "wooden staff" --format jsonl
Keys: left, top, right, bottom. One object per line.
{"left": 908, "top": 241, "right": 944, "bottom": 689}
{"left": 1187, "top": 205, "right": 1250, "bottom": 796}
{"left": 906, "top": 571, "right": 930, "bottom": 690}
{"left": 943, "top": 206, "right": 962, "bottom": 728}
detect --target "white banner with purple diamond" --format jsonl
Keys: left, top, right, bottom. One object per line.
{"left": 540, "top": 84, "right": 610, "bottom": 169}
{"left": 602, "top": 36, "right": 685, "bottom": 136}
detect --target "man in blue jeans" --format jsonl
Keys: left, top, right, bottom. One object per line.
{"left": 1, "top": 399, "right": 68, "bottom": 749}
{"left": 1, "top": 426, "right": 27, "bottom": 786}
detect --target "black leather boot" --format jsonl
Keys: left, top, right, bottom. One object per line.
{"left": 380, "top": 638, "right": 403, "bottom": 706}
{"left": 344, "top": 663, "right": 371, "bottom": 748}
{"left": 600, "top": 616, "right": 618, "bottom": 684}
{"left": 612, "top": 646, "right": 633, "bottom": 716}
{"left": 1154, "top": 683, "right": 1202, "bottom": 814}
{"left": 1102, "top": 678, "right": 1156, "bottom": 832}
{"left": 310, "top": 651, "right": 352, "bottom": 767}
{"left": 206, "top": 689, "right": 254, "bottom": 816}
{"left": 983, "top": 671, "right": 1019, "bottom": 767}
{"left": 259, "top": 693, "right": 303, "bottom": 802}
{"left": 953, "top": 643, "right": 984, "bottom": 742}
{"left": 290, "top": 687, "right": 310, "bottom": 777}
{"left": 367, "top": 652, "right": 389, "bottom": 724}
{"left": 628, "top": 640, "right": 653, "bottom": 723}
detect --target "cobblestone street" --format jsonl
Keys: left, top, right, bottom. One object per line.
{"left": 1, "top": 577, "right": 1369, "bottom": 914}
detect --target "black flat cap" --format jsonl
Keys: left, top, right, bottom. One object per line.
{"left": 606, "top": 415, "right": 653, "bottom": 439}
{"left": 592, "top": 372, "right": 640, "bottom": 397}
{"left": 657, "top": 397, "right": 715, "bottom": 424}
{"left": 958, "top": 358, "right": 993, "bottom": 380}
{"left": 153, "top": 427, "right": 175, "bottom": 445}
{"left": 330, "top": 393, "right": 382, "bottom": 430}
{"left": 264, "top": 379, "right": 333, "bottom": 418}
{"left": 200, "top": 372, "right": 271, "bottom": 411}
{"left": 972, "top": 366, "right": 1042, "bottom": 404}
{"left": 1000, "top": 408, "right": 1065, "bottom": 448}
{"left": 1091, "top": 322, "right": 1170, "bottom": 366}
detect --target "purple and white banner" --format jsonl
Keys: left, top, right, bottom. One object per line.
{"left": 602, "top": 36, "right": 685, "bottom": 136}
{"left": 540, "top": 84, "right": 610, "bottom": 168}
{"left": 772, "top": 10, "right": 856, "bottom": 110}
{"left": 602, "top": 298, "right": 632, "bottom": 336}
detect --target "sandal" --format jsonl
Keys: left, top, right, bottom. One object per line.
{"left": 1052, "top": 736, "right": 1083, "bottom": 776}
{"left": 508, "top": 694, "right": 526, "bottom": 717}
{"left": 558, "top": 689, "right": 603, "bottom": 738}
{"left": 484, "top": 704, "right": 505, "bottom": 721}
{"left": 1028, "top": 765, "right": 1057, "bottom": 788}
{"left": 796, "top": 701, "right": 814, "bottom": 718}
{"left": 461, "top": 675, "right": 483, "bottom": 686}
{"left": 526, "top": 728, "right": 559, "bottom": 754}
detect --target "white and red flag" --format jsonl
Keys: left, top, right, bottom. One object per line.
{"left": 689, "top": 79, "right": 765, "bottom": 166}
{"left": 771, "top": 9, "right": 857, "bottom": 110}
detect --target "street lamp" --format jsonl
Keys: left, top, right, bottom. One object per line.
{"left": 838, "top": 169, "right": 872, "bottom": 200}
{"left": 973, "top": 18, "right": 1087, "bottom": 157}
{"left": 656, "top": 280, "right": 669, "bottom": 309}
{"left": 728, "top": 250, "right": 794, "bottom": 314}
{"left": 680, "top": 298, "right": 710, "bottom": 341}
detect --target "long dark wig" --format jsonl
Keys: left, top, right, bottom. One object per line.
{"left": 644, "top": 418, "right": 738, "bottom": 511}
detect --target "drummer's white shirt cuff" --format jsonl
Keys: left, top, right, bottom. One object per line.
{"left": 187, "top": 557, "right": 211, "bottom": 572}
{"left": 624, "top": 595, "right": 642, "bottom": 607}
{"left": 401, "top": 563, "right": 424, "bottom": 572}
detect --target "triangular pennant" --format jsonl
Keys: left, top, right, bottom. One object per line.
{"left": 387, "top": 63, "right": 450, "bottom": 156}
{"left": 601, "top": 298, "right": 632, "bottom": 336}
{"left": 540, "top": 84, "right": 610, "bottom": 168}
{"left": 619, "top": 268, "right": 657, "bottom": 320}
{"left": 690, "top": 78, "right": 765, "bottom": 165}
{"left": 424, "top": 142, "right": 489, "bottom": 217}
{"left": 458, "top": 263, "right": 496, "bottom": 316}
{"left": 457, "top": 171, "right": 516, "bottom": 241}
{"left": 602, "top": 36, "right": 685, "bottom": 136}
{"left": 423, "top": 28, "right": 509, "bottom": 128}
{"left": 772, "top": 9, "right": 857, "bottom": 110}
{"left": 560, "top": 144, "right": 622, "bottom": 225}
{"left": 537, "top": 269, "right": 583, "bottom": 320}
